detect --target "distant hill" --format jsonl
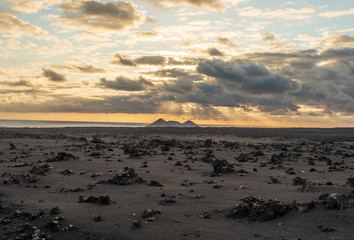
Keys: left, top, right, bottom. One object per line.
{"left": 145, "top": 118, "right": 200, "bottom": 128}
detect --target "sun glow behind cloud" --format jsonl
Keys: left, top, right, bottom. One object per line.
{"left": 0, "top": 0, "right": 353, "bottom": 127}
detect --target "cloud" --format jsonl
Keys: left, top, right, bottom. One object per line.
{"left": 238, "top": 7, "right": 316, "bottom": 19}
{"left": 260, "top": 32, "right": 275, "bottom": 41}
{"left": 217, "top": 36, "right": 237, "bottom": 47}
{"left": 111, "top": 54, "right": 167, "bottom": 66}
{"left": 135, "top": 56, "right": 166, "bottom": 65}
{"left": 53, "top": 64, "right": 108, "bottom": 73}
{"left": 163, "top": 78, "right": 194, "bottom": 94}
{"left": 133, "top": 31, "right": 159, "bottom": 38}
{"left": 99, "top": 76, "right": 154, "bottom": 91}
{"left": 42, "top": 68, "right": 67, "bottom": 82}
{"left": 58, "top": 0, "right": 145, "bottom": 32}
{"left": 197, "top": 59, "right": 298, "bottom": 95}
{"left": 319, "top": 8, "right": 354, "bottom": 18}
{"left": 111, "top": 54, "right": 137, "bottom": 66}
{"left": 3, "top": 0, "right": 64, "bottom": 13}
{"left": 0, "top": 13, "right": 55, "bottom": 40}
{"left": 206, "top": 47, "right": 224, "bottom": 56}
{"left": 140, "top": 0, "right": 226, "bottom": 11}
{"left": 0, "top": 79, "right": 32, "bottom": 87}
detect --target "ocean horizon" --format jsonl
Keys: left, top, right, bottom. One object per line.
{"left": 0, "top": 119, "right": 251, "bottom": 128}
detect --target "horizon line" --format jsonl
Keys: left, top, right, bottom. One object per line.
{"left": 0, "top": 119, "right": 353, "bottom": 129}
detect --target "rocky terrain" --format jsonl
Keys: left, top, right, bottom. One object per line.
{"left": 0, "top": 127, "right": 353, "bottom": 239}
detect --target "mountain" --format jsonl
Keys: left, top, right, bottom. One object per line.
{"left": 145, "top": 118, "right": 200, "bottom": 128}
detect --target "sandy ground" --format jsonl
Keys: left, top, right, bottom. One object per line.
{"left": 0, "top": 127, "right": 354, "bottom": 240}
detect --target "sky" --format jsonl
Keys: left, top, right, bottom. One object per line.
{"left": 0, "top": 0, "right": 353, "bottom": 127}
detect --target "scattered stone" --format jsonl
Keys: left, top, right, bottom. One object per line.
{"left": 142, "top": 209, "right": 161, "bottom": 219}
{"left": 200, "top": 211, "right": 211, "bottom": 219}
{"left": 228, "top": 196, "right": 288, "bottom": 221}
{"left": 79, "top": 195, "right": 112, "bottom": 205}
{"left": 286, "top": 168, "right": 296, "bottom": 175}
{"left": 46, "top": 152, "right": 77, "bottom": 162}
{"left": 133, "top": 220, "right": 141, "bottom": 229}
{"left": 324, "top": 193, "right": 351, "bottom": 209}
{"left": 30, "top": 163, "right": 53, "bottom": 176}
{"left": 59, "top": 169, "right": 74, "bottom": 175}
{"left": 97, "top": 167, "right": 145, "bottom": 185}
{"left": 347, "top": 177, "right": 354, "bottom": 187}
{"left": 149, "top": 180, "right": 164, "bottom": 187}
{"left": 50, "top": 206, "right": 61, "bottom": 215}
{"left": 296, "top": 201, "right": 316, "bottom": 213}
{"left": 321, "top": 227, "right": 336, "bottom": 233}
{"left": 268, "top": 176, "right": 281, "bottom": 184}
{"left": 91, "top": 138, "right": 105, "bottom": 144}
{"left": 159, "top": 198, "right": 176, "bottom": 205}
{"left": 1, "top": 172, "right": 38, "bottom": 185}
{"left": 94, "top": 216, "right": 102, "bottom": 222}
{"left": 211, "top": 159, "right": 234, "bottom": 176}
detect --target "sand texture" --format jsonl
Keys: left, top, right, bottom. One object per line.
{"left": 0, "top": 127, "right": 354, "bottom": 240}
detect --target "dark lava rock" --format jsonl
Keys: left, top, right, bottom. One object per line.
{"left": 236, "top": 153, "right": 252, "bottom": 162}
{"left": 204, "top": 139, "right": 213, "bottom": 148}
{"left": 97, "top": 167, "right": 145, "bottom": 185}
{"left": 347, "top": 177, "right": 354, "bottom": 187}
{"left": 293, "top": 177, "right": 312, "bottom": 192}
{"left": 269, "top": 154, "right": 283, "bottom": 165}
{"left": 286, "top": 168, "right": 296, "bottom": 175}
{"left": 10, "top": 143, "right": 17, "bottom": 150}
{"left": 268, "top": 176, "right": 281, "bottom": 184}
{"left": 133, "top": 220, "right": 141, "bottom": 229}
{"left": 1, "top": 172, "right": 38, "bottom": 185}
{"left": 94, "top": 216, "right": 102, "bottom": 222}
{"left": 228, "top": 196, "right": 288, "bottom": 221}
{"left": 46, "top": 152, "right": 77, "bottom": 162}
{"left": 50, "top": 206, "right": 61, "bottom": 215}
{"left": 296, "top": 201, "right": 316, "bottom": 213}
{"left": 45, "top": 217, "right": 63, "bottom": 232}
{"left": 200, "top": 211, "right": 211, "bottom": 219}
{"left": 211, "top": 159, "right": 234, "bottom": 176}
{"left": 91, "top": 138, "right": 105, "bottom": 144}
{"left": 293, "top": 176, "right": 308, "bottom": 185}
{"left": 149, "top": 180, "right": 164, "bottom": 187}
{"left": 159, "top": 198, "right": 176, "bottom": 205}
{"left": 324, "top": 193, "right": 351, "bottom": 209}
{"left": 79, "top": 195, "right": 112, "bottom": 205}
{"left": 142, "top": 209, "right": 161, "bottom": 219}
{"left": 30, "top": 163, "right": 53, "bottom": 176}
{"left": 59, "top": 169, "right": 74, "bottom": 175}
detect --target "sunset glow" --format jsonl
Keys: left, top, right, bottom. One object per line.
{"left": 0, "top": 0, "right": 353, "bottom": 127}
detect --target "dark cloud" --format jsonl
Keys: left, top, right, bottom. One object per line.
{"left": 197, "top": 59, "right": 271, "bottom": 83}
{"left": 260, "top": 32, "right": 275, "bottom": 41}
{"left": 0, "top": 79, "right": 32, "bottom": 87}
{"left": 163, "top": 78, "right": 194, "bottom": 94}
{"left": 207, "top": 47, "right": 224, "bottom": 56}
{"left": 53, "top": 64, "right": 108, "bottom": 73}
{"left": 60, "top": 0, "right": 144, "bottom": 31}
{"left": 111, "top": 54, "right": 166, "bottom": 66}
{"left": 143, "top": 68, "right": 204, "bottom": 81}
{"left": 42, "top": 68, "right": 67, "bottom": 82}
{"left": 112, "top": 54, "right": 137, "bottom": 66}
{"left": 75, "top": 65, "right": 107, "bottom": 73}
{"left": 99, "top": 76, "right": 153, "bottom": 91}
{"left": 140, "top": 0, "right": 225, "bottom": 11}
{"left": 217, "top": 36, "right": 236, "bottom": 47}
{"left": 242, "top": 75, "right": 298, "bottom": 94}
{"left": 135, "top": 56, "right": 166, "bottom": 65}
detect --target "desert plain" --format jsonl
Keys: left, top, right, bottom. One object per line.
{"left": 0, "top": 127, "right": 354, "bottom": 240}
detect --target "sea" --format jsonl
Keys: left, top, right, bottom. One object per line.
{"left": 0, "top": 119, "right": 147, "bottom": 128}
{"left": 0, "top": 119, "right": 238, "bottom": 128}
